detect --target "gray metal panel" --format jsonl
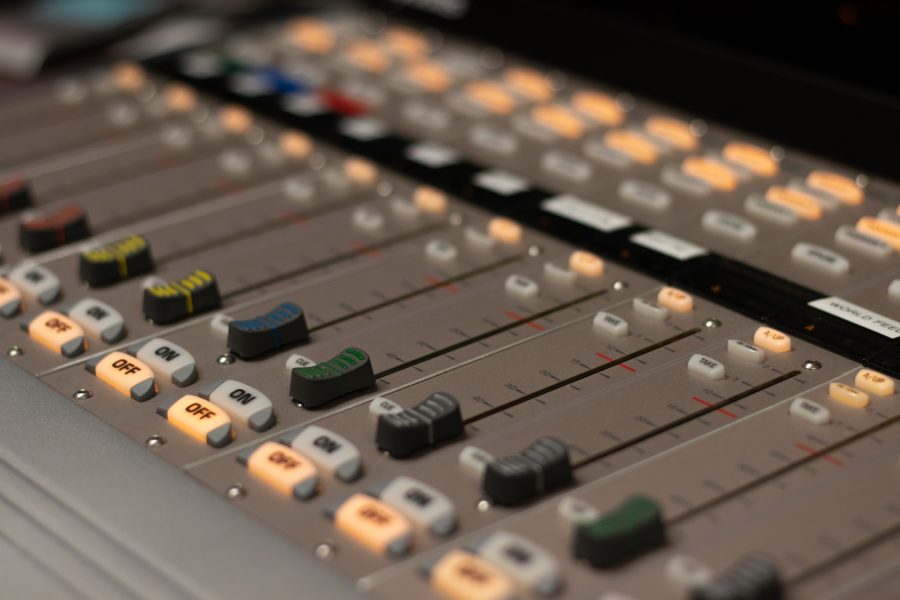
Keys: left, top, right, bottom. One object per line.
{"left": 0, "top": 357, "right": 365, "bottom": 600}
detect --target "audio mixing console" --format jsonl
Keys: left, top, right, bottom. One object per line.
{"left": 1, "top": 7, "right": 899, "bottom": 600}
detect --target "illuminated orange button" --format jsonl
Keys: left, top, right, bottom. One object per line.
{"left": 163, "top": 83, "right": 197, "bottom": 113}
{"left": 682, "top": 156, "right": 739, "bottom": 192}
{"left": 645, "top": 116, "right": 698, "bottom": 151}
{"left": 27, "top": 311, "right": 86, "bottom": 357}
{"left": 604, "top": 130, "right": 660, "bottom": 165}
{"left": 404, "top": 60, "right": 453, "bottom": 92}
{"left": 164, "top": 395, "right": 233, "bottom": 447}
{"left": 334, "top": 494, "right": 413, "bottom": 556}
{"left": 753, "top": 327, "right": 791, "bottom": 353}
{"left": 345, "top": 40, "right": 391, "bottom": 73}
{"left": 807, "top": 170, "right": 863, "bottom": 205}
{"left": 487, "top": 217, "right": 523, "bottom": 245}
{"left": 432, "top": 550, "right": 515, "bottom": 600}
{"left": 764, "top": 186, "right": 822, "bottom": 220}
{"left": 247, "top": 441, "right": 318, "bottom": 499}
{"left": 464, "top": 80, "right": 518, "bottom": 115}
{"left": 413, "top": 186, "right": 447, "bottom": 214}
{"left": 503, "top": 67, "right": 553, "bottom": 102}
{"left": 657, "top": 286, "right": 693, "bottom": 313}
{"left": 829, "top": 382, "right": 869, "bottom": 409}
{"left": 279, "top": 130, "right": 313, "bottom": 159}
{"left": 0, "top": 278, "right": 22, "bottom": 316}
{"left": 94, "top": 351, "right": 157, "bottom": 402}
{"left": 855, "top": 369, "right": 895, "bottom": 396}
{"left": 344, "top": 157, "right": 377, "bottom": 186}
{"left": 219, "top": 105, "right": 253, "bottom": 134}
{"left": 568, "top": 250, "right": 604, "bottom": 278}
{"left": 531, "top": 104, "right": 585, "bottom": 139}
{"left": 384, "top": 27, "right": 429, "bottom": 58}
{"left": 570, "top": 91, "right": 623, "bottom": 126}
{"left": 111, "top": 62, "right": 146, "bottom": 92}
{"left": 856, "top": 217, "right": 900, "bottom": 251}
{"left": 286, "top": 18, "right": 335, "bottom": 54}
{"left": 722, "top": 142, "right": 778, "bottom": 177}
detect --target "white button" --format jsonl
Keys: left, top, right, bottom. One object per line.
{"left": 218, "top": 148, "right": 253, "bottom": 176}
{"left": 727, "top": 339, "right": 766, "bottom": 364}
{"left": 458, "top": 445, "right": 494, "bottom": 478}
{"left": 474, "top": 169, "right": 530, "bottom": 196}
{"left": 633, "top": 297, "right": 668, "bottom": 321}
{"left": 352, "top": 207, "right": 385, "bottom": 233}
{"left": 557, "top": 496, "right": 599, "bottom": 527}
{"left": 389, "top": 197, "right": 420, "bottom": 220}
{"left": 8, "top": 263, "right": 60, "bottom": 305}
{"left": 380, "top": 476, "right": 456, "bottom": 536}
{"left": 338, "top": 116, "right": 389, "bottom": 141}
{"left": 701, "top": 210, "right": 757, "bottom": 242}
{"left": 541, "top": 150, "right": 592, "bottom": 182}
{"left": 402, "top": 100, "right": 451, "bottom": 131}
{"left": 834, "top": 225, "right": 892, "bottom": 259}
{"left": 204, "top": 379, "right": 275, "bottom": 431}
{"left": 661, "top": 165, "right": 711, "bottom": 196}
{"left": 665, "top": 554, "right": 713, "bottom": 591}
{"left": 791, "top": 242, "right": 850, "bottom": 276}
{"left": 688, "top": 354, "right": 726, "bottom": 380}
{"left": 288, "top": 425, "right": 361, "bottom": 481}
{"left": 285, "top": 353, "right": 316, "bottom": 371}
{"left": 584, "top": 137, "right": 631, "bottom": 168}
{"left": 789, "top": 397, "right": 831, "bottom": 426}
{"left": 281, "top": 93, "right": 326, "bottom": 117}
{"left": 406, "top": 141, "right": 459, "bottom": 169}
{"left": 543, "top": 262, "right": 577, "bottom": 286}
{"left": 541, "top": 195, "right": 633, "bottom": 233}
{"left": 67, "top": 298, "right": 125, "bottom": 343}
{"left": 425, "top": 239, "right": 458, "bottom": 263}
{"left": 513, "top": 112, "right": 556, "bottom": 142}
{"left": 890, "top": 279, "right": 900, "bottom": 303}
{"left": 228, "top": 72, "right": 270, "bottom": 97}
{"left": 619, "top": 180, "right": 672, "bottom": 212}
{"left": 744, "top": 194, "right": 798, "bottom": 225}
{"left": 210, "top": 313, "right": 232, "bottom": 339}
{"left": 369, "top": 396, "right": 403, "bottom": 418}
{"left": 282, "top": 175, "right": 315, "bottom": 202}
{"left": 470, "top": 124, "right": 519, "bottom": 155}
{"left": 505, "top": 274, "right": 539, "bottom": 300}
{"left": 478, "top": 531, "right": 561, "bottom": 597}
{"left": 464, "top": 227, "right": 496, "bottom": 252}
{"left": 131, "top": 338, "right": 198, "bottom": 387}
{"left": 593, "top": 311, "right": 629, "bottom": 337}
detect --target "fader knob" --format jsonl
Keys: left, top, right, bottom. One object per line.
{"left": 574, "top": 495, "right": 665, "bottom": 567}
{"left": 375, "top": 392, "right": 463, "bottom": 457}
{"left": 228, "top": 302, "right": 309, "bottom": 359}
{"left": 691, "top": 553, "right": 782, "bottom": 600}
{"left": 0, "top": 178, "right": 33, "bottom": 215}
{"left": 482, "top": 437, "right": 572, "bottom": 505}
{"left": 290, "top": 347, "right": 374, "bottom": 407}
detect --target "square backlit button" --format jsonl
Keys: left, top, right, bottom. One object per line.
{"left": 854, "top": 369, "right": 895, "bottom": 396}
{"left": 753, "top": 327, "right": 791, "bottom": 353}
{"left": 657, "top": 287, "right": 693, "bottom": 313}
{"left": 334, "top": 494, "right": 413, "bottom": 556}
{"left": 24, "top": 310, "right": 86, "bottom": 357}
{"left": 828, "top": 382, "right": 869, "bottom": 409}
{"left": 240, "top": 441, "right": 318, "bottom": 500}
{"left": 157, "top": 395, "right": 233, "bottom": 447}
{"left": 431, "top": 549, "right": 516, "bottom": 600}
{"left": 86, "top": 351, "right": 157, "bottom": 402}
{"left": 0, "top": 277, "right": 22, "bottom": 317}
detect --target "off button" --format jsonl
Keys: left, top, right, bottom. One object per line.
{"left": 23, "top": 310, "right": 86, "bottom": 357}
{"left": 86, "top": 351, "right": 157, "bottom": 402}
{"left": 157, "top": 395, "right": 233, "bottom": 447}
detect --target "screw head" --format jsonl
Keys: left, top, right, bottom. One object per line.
{"left": 315, "top": 540, "right": 336, "bottom": 559}
{"left": 527, "top": 245, "right": 543, "bottom": 257}
{"left": 72, "top": 388, "right": 93, "bottom": 400}
{"left": 217, "top": 353, "right": 235, "bottom": 365}
{"left": 146, "top": 435, "right": 166, "bottom": 447}
{"left": 476, "top": 498, "right": 492, "bottom": 512}
{"left": 448, "top": 212, "right": 464, "bottom": 226}
{"left": 803, "top": 359, "right": 822, "bottom": 370}
{"left": 225, "top": 484, "right": 246, "bottom": 499}
{"left": 6, "top": 345, "right": 24, "bottom": 357}
{"left": 613, "top": 280, "right": 628, "bottom": 291}
{"left": 704, "top": 318, "right": 722, "bottom": 328}
{"left": 375, "top": 181, "right": 392, "bottom": 197}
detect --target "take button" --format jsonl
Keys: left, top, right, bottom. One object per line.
{"left": 86, "top": 351, "right": 157, "bottom": 402}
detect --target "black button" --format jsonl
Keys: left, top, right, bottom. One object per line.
{"left": 290, "top": 347, "right": 374, "bottom": 408}
{"left": 376, "top": 392, "right": 463, "bottom": 457}
{"left": 0, "top": 178, "right": 33, "bottom": 215}
{"left": 79, "top": 235, "right": 154, "bottom": 287}
{"left": 574, "top": 495, "right": 665, "bottom": 567}
{"left": 142, "top": 269, "right": 221, "bottom": 324}
{"left": 19, "top": 204, "right": 90, "bottom": 252}
{"left": 691, "top": 553, "right": 782, "bottom": 600}
{"left": 228, "top": 302, "right": 309, "bottom": 359}
{"left": 482, "top": 437, "right": 571, "bottom": 505}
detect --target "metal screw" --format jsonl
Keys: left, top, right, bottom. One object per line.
{"left": 704, "top": 318, "right": 722, "bottom": 328}
{"left": 448, "top": 212, "right": 464, "bottom": 226}
{"left": 613, "top": 280, "right": 628, "bottom": 291}
{"left": 856, "top": 174, "right": 869, "bottom": 188}
{"left": 476, "top": 498, "right": 492, "bottom": 512}
{"left": 375, "top": 181, "right": 392, "bottom": 197}
{"left": 6, "top": 345, "right": 24, "bottom": 357}
{"left": 803, "top": 359, "right": 822, "bottom": 370}
{"left": 146, "top": 435, "right": 166, "bottom": 447}
{"left": 72, "top": 388, "right": 93, "bottom": 400}
{"left": 308, "top": 152, "right": 326, "bottom": 170}
{"left": 217, "top": 353, "right": 235, "bottom": 365}
{"left": 690, "top": 119, "right": 708, "bottom": 137}
{"left": 770, "top": 146, "right": 785, "bottom": 161}
{"left": 315, "top": 540, "right": 336, "bottom": 559}
{"left": 527, "top": 244, "right": 543, "bottom": 257}
{"left": 225, "top": 484, "right": 246, "bottom": 499}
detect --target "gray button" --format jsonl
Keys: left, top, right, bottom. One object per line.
{"left": 702, "top": 210, "right": 757, "bottom": 242}
{"left": 557, "top": 496, "right": 599, "bottom": 527}
{"left": 474, "top": 169, "right": 530, "bottom": 196}
{"left": 619, "top": 180, "right": 672, "bottom": 212}
{"left": 666, "top": 554, "right": 714, "bottom": 591}
{"left": 633, "top": 297, "right": 668, "bottom": 321}
{"left": 584, "top": 137, "right": 631, "bottom": 168}
{"left": 791, "top": 242, "right": 850, "bottom": 276}
{"left": 505, "top": 274, "right": 539, "bottom": 300}
{"left": 9, "top": 262, "right": 60, "bottom": 305}
{"left": 470, "top": 124, "right": 519, "bottom": 156}
{"left": 890, "top": 279, "right": 900, "bottom": 303}
{"left": 352, "top": 206, "right": 385, "bottom": 233}
{"left": 288, "top": 425, "right": 361, "bottom": 482}
{"left": 478, "top": 531, "right": 562, "bottom": 597}
{"left": 727, "top": 339, "right": 766, "bottom": 364}
{"left": 789, "top": 397, "right": 830, "bottom": 425}
{"left": 593, "top": 311, "right": 628, "bottom": 337}
{"left": 458, "top": 445, "right": 495, "bottom": 478}
{"left": 380, "top": 476, "right": 456, "bottom": 536}
{"left": 425, "top": 239, "right": 458, "bottom": 263}
{"left": 406, "top": 141, "right": 459, "bottom": 169}
{"left": 541, "top": 150, "right": 592, "bottom": 182}
{"left": 402, "top": 100, "right": 451, "bottom": 131}
{"left": 284, "top": 353, "right": 316, "bottom": 371}
{"left": 661, "top": 165, "right": 711, "bottom": 196}
{"left": 834, "top": 225, "right": 892, "bottom": 259}
{"left": 131, "top": 338, "right": 198, "bottom": 387}
{"left": 339, "top": 116, "right": 389, "bottom": 141}
{"left": 369, "top": 396, "right": 403, "bottom": 418}
{"left": 543, "top": 262, "right": 577, "bottom": 287}
{"left": 744, "top": 193, "right": 798, "bottom": 226}
{"left": 203, "top": 379, "right": 275, "bottom": 431}
{"left": 67, "top": 298, "right": 125, "bottom": 343}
